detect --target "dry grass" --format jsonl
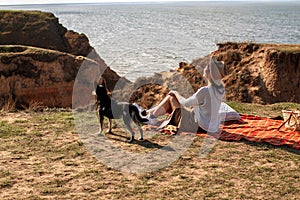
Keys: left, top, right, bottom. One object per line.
{"left": 0, "top": 97, "right": 16, "bottom": 113}
{"left": 227, "top": 101, "right": 300, "bottom": 118}
{"left": 0, "top": 103, "right": 299, "bottom": 199}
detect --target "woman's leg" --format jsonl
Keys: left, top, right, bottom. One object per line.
{"left": 148, "top": 95, "right": 181, "bottom": 117}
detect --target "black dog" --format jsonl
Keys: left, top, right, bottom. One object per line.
{"left": 93, "top": 77, "right": 148, "bottom": 143}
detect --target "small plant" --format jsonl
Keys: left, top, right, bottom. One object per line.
{"left": 0, "top": 45, "right": 27, "bottom": 53}
{"left": 0, "top": 179, "right": 13, "bottom": 189}
{"left": 27, "top": 100, "right": 44, "bottom": 112}
{"left": 0, "top": 98, "right": 16, "bottom": 112}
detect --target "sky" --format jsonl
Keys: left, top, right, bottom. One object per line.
{"left": 0, "top": 0, "right": 286, "bottom": 6}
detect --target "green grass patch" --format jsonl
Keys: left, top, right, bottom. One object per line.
{"left": 0, "top": 179, "right": 13, "bottom": 189}
{"left": 0, "top": 121, "right": 24, "bottom": 138}
{"left": 277, "top": 45, "right": 300, "bottom": 53}
{"left": 227, "top": 101, "right": 300, "bottom": 117}
{"left": 0, "top": 45, "right": 27, "bottom": 53}
{"left": 0, "top": 10, "right": 55, "bottom": 20}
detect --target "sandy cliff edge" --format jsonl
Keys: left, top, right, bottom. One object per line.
{"left": 1, "top": 11, "right": 300, "bottom": 109}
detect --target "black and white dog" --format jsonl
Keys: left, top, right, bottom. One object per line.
{"left": 93, "top": 77, "right": 148, "bottom": 143}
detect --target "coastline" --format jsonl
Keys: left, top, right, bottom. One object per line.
{"left": 0, "top": 9, "right": 300, "bottom": 200}
{"left": 2, "top": 1, "right": 299, "bottom": 81}
{"left": 1, "top": 10, "right": 300, "bottom": 109}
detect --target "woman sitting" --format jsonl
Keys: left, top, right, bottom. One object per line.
{"left": 145, "top": 56, "right": 226, "bottom": 134}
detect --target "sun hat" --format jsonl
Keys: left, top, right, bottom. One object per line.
{"left": 209, "top": 56, "right": 225, "bottom": 85}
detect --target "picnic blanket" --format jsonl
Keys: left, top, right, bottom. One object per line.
{"left": 159, "top": 114, "right": 300, "bottom": 150}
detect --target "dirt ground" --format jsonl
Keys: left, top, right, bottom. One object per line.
{"left": 0, "top": 109, "right": 299, "bottom": 199}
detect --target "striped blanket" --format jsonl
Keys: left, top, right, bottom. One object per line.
{"left": 160, "top": 114, "right": 300, "bottom": 150}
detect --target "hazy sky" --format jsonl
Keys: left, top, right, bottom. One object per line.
{"left": 0, "top": 0, "right": 285, "bottom": 6}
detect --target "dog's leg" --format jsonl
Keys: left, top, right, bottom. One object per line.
{"left": 98, "top": 116, "right": 104, "bottom": 135}
{"left": 130, "top": 104, "right": 146, "bottom": 141}
{"left": 106, "top": 118, "right": 113, "bottom": 134}
{"left": 132, "top": 112, "right": 144, "bottom": 140}
{"left": 137, "top": 125, "right": 144, "bottom": 141}
{"left": 123, "top": 117, "right": 135, "bottom": 143}
{"left": 131, "top": 111, "right": 144, "bottom": 141}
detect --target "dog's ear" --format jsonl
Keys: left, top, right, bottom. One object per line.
{"left": 97, "top": 76, "right": 104, "bottom": 86}
{"left": 102, "top": 77, "right": 107, "bottom": 88}
{"left": 102, "top": 78, "right": 112, "bottom": 93}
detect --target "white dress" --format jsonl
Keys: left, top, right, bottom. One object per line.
{"left": 174, "top": 84, "right": 225, "bottom": 132}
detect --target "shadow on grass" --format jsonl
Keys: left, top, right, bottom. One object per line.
{"left": 104, "top": 131, "right": 172, "bottom": 150}
{"left": 133, "top": 139, "right": 173, "bottom": 151}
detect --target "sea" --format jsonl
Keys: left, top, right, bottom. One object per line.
{"left": 1, "top": 1, "right": 300, "bottom": 81}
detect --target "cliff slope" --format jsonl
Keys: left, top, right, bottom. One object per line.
{"left": 1, "top": 11, "right": 299, "bottom": 109}
{"left": 0, "top": 45, "right": 125, "bottom": 109}
{"left": 128, "top": 42, "right": 300, "bottom": 109}
{"left": 0, "top": 11, "right": 125, "bottom": 109}
{"left": 214, "top": 42, "right": 300, "bottom": 103}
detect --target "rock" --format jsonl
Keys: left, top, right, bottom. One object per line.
{"left": 213, "top": 42, "right": 300, "bottom": 104}
{"left": 127, "top": 42, "right": 300, "bottom": 107}
{"left": 0, "top": 45, "right": 124, "bottom": 109}
{"left": 1, "top": 10, "right": 299, "bottom": 108}
{"left": 65, "top": 30, "right": 92, "bottom": 56}
{"left": 0, "top": 10, "right": 92, "bottom": 57}
{"left": 0, "top": 11, "right": 128, "bottom": 109}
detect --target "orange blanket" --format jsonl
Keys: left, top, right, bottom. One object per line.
{"left": 160, "top": 114, "right": 300, "bottom": 150}
{"left": 218, "top": 114, "right": 300, "bottom": 150}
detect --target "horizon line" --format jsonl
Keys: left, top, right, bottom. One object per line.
{"left": 1, "top": 0, "right": 296, "bottom": 7}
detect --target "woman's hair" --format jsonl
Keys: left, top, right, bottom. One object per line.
{"left": 209, "top": 56, "right": 225, "bottom": 86}
{"left": 208, "top": 56, "right": 225, "bottom": 99}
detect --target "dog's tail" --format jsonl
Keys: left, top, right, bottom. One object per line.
{"left": 129, "top": 104, "right": 149, "bottom": 123}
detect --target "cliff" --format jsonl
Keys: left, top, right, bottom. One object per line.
{"left": 1, "top": 11, "right": 299, "bottom": 110}
{"left": 0, "top": 45, "right": 124, "bottom": 109}
{"left": 214, "top": 42, "right": 300, "bottom": 103}
{"left": 127, "top": 42, "right": 300, "bottom": 109}
{"left": 0, "top": 11, "right": 125, "bottom": 109}
{"left": 0, "top": 11, "right": 92, "bottom": 56}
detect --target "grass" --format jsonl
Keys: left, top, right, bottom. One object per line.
{"left": 0, "top": 10, "right": 55, "bottom": 20}
{"left": 227, "top": 101, "right": 300, "bottom": 118}
{"left": 0, "top": 46, "right": 27, "bottom": 53}
{"left": 277, "top": 45, "right": 300, "bottom": 53}
{"left": 0, "top": 103, "right": 299, "bottom": 199}
{"left": 217, "top": 42, "right": 300, "bottom": 54}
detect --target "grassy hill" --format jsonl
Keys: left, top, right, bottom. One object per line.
{"left": 0, "top": 102, "right": 299, "bottom": 199}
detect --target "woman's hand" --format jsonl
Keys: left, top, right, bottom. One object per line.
{"left": 168, "top": 90, "right": 177, "bottom": 97}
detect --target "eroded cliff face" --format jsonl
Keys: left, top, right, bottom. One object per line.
{"left": 0, "top": 46, "right": 123, "bottom": 109}
{"left": 214, "top": 42, "right": 300, "bottom": 103}
{"left": 1, "top": 10, "right": 299, "bottom": 109}
{"left": 0, "top": 11, "right": 126, "bottom": 109}
{"left": 127, "top": 42, "right": 300, "bottom": 108}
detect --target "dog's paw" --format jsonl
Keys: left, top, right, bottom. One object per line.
{"left": 97, "top": 131, "right": 103, "bottom": 136}
{"left": 127, "top": 136, "right": 134, "bottom": 143}
{"left": 138, "top": 137, "right": 144, "bottom": 141}
{"left": 105, "top": 130, "right": 112, "bottom": 134}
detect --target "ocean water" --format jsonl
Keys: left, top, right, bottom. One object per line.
{"left": 1, "top": 1, "right": 300, "bottom": 81}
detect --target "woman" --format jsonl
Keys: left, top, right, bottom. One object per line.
{"left": 145, "top": 56, "right": 226, "bottom": 134}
